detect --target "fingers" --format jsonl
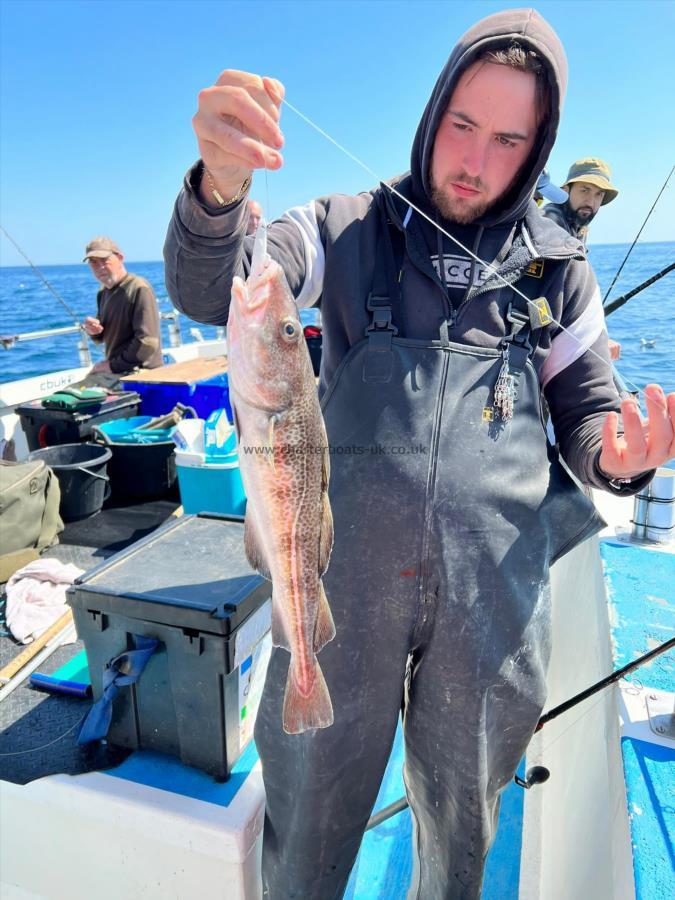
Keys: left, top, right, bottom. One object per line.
{"left": 620, "top": 394, "right": 647, "bottom": 459}
{"left": 194, "top": 70, "right": 286, "bottom": 175}
{"left": 643, "top": 384, "right": 675, "bottom": 464}
{"left": 599, "top": 410, "right": 623, "bottom": 474}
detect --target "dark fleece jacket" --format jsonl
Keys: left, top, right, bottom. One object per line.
{"left": 163, "top": 7, "right": 651, "bottom": 494}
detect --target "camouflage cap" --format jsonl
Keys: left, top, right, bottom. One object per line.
{"left": 563, "top": 158, "right": 618, "bottom": 205}
{"left": 83, "top": 236, "right": 122, "bottom": 261}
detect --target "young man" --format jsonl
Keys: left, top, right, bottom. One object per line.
{"left": 83, "top": 236, "right": 163, "bottom": 385}
{"left": 542, "top": 157, "right": 619, "bottom": 244}
{"left": 164, "top": 9, "right": 674, "bottom": 898}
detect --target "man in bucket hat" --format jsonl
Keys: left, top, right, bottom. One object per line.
{"left": 82, "top": 236, "right": 163, "bottom": 386}
{"left": 542, "top": 157, "right": 619, "bottom": 244}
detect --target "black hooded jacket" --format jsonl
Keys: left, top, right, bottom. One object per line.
{"left": 163, "top": 7, "right": 651, "bottom": 494}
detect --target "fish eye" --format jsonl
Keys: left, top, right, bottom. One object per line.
{"left": 280, "top": 318, "right": 300, "bottom": 341}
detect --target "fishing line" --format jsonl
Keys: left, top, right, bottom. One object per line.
{"left": 0, "top": 225, "right": 83, "bottom": 324}
{"left": 602, "top": 164, "right": 674, "bottom": 306}
{"left": 280, "top": 99, "right": 663, "bottom": 411}
{"left": 0, "top": 712, "right": 87, "bottom": 756}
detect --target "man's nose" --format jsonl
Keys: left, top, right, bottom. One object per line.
{"left": 461, "top": 135, "right": 487, "bottom": 179}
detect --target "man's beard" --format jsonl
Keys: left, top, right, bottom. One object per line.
{"left": 430, "top": 173, "right": 492, "bottom": 224}
{"left": 564, "top": 199, "right": 597, "bottom": 230}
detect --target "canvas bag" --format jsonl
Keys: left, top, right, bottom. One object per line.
{"left": 0, "top": 459, "right": 64, "bottom": 582}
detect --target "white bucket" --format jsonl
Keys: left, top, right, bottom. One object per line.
{"left": 631, "top": 467, "right": 675, "bottom": 543}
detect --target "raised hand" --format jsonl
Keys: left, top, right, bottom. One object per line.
{"left": 599, "top": 384, "right": 675, "bottom": 478}
{"left": 192, "top": 70, "right": 285, "bottom": 206}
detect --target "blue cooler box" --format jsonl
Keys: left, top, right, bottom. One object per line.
{"left": 176, "top": 450, "right": 246, "bottom": 517}
{"left": 121, "top": 373, "right": 233, "bottom": 421}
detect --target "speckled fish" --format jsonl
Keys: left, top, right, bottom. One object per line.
{"left": 227, "top": 222, "right": 335, "bottom": 734}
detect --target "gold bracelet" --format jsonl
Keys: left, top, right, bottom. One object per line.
{"left": 203, "top": 168, "right": 251, "bottom": 207}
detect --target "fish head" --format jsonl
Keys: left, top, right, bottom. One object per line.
{"left": 228, "top": 226, "right": 312, "bottom": 411}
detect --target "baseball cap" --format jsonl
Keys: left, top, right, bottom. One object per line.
{"left": 83, "top": 237, "right": 122, "bottom": 261}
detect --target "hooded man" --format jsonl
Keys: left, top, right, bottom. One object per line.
{"left": 542, "top": 157, "right": 619, "bottom": 244}
{"left": 164, "top": 9, "right": 674, "bottom": 898}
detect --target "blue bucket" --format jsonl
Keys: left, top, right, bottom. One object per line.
{"left": 175, "top": 451, "right": 246, "bottom": 517}
{"left": 96, "top": 416, "right": 175, "bottom": 444}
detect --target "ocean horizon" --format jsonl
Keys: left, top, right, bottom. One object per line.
{"left": 1, "top": 241, "right": 673, "bottom": 398}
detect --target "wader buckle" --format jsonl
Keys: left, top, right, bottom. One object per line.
{"left": 365, "top": 293, "right": 398, "bottom": 350}
{"left": 503, "top": 303, "right": 532, "bottom": 352}
{"left": 363, "top": 293, "right": 398, "bottom": 383}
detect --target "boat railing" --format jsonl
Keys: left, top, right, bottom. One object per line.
{"left": 0, "top": 310, "right": 191, "bottom": 368}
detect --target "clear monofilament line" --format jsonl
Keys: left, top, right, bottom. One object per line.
{"left": 281, "top": 98, "right": 662, "bottom": 410}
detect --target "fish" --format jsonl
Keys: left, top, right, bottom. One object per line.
{"left": 227, "top": 222, "right": 335, "bottom": 734}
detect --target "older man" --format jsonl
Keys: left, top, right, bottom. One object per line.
{"left": 542, "top": 157, "right": 619, "bottom": 244}
{"left": 163, "top": 9, "right": 673, "bottom": 898}
{"left": 83, "top": 237, "right": 162, "bottom": 385}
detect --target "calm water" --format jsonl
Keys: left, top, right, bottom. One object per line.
{"left": 1, "top": 242, "right": 673, "bottom": 394}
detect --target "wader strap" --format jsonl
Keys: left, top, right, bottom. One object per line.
{"left": 363, "top": 206, "right": 405, "bottom": 384}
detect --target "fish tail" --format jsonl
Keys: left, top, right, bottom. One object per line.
{"left": 282, "top": 657, "right": 333, "bottom": 734}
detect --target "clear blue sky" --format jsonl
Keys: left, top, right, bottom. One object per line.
{"left": 1, "top": 0, "right": 673, "bottom": 266}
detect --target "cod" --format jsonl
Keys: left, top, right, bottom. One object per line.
{"left": 227, "top": 225, "right": 335, "bottom": 734}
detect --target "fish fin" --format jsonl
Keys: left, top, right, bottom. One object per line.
{"left": 231, "top": 401, "right": 242, "bottom": 443}
{"left": 320, "top": 418, "right": 330, "bottom": 489}
{"left": 282, "top": 657, "right": 333, "bottom": 734}
{"left": 265, "top": 415, "right": 277, "bottom": 473}
{"left": 318, "top": 490, "right": 334, "bottom": 575}
{"left": 271, "top": 597, "right": 291, "bottom": 650}
{"left": 244, "top": 514, "right": 271, "bottom": 580}
{"left": 313, "top": 580, "right": 336, "bottom": 651}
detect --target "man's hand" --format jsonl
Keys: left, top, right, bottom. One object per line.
{"left": 607, "top": 338, "right": 621, "bottom": 361}
{"left": 91, "top": 360, "right": 112, "bottom": 374}
{"left": 192, "top": 70, "right": 285, "bottom": 206}
{"left": 599, "top": 384, "right": 675, "bottom": 478}
{"left": 83, "top": 316, "right": 103, "bottom": 336}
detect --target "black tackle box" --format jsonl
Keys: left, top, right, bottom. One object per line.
{"left": 17, "top": 390, "right": 141, "bottom": 450}
{"left": 67, "top": 513, "right": 272, "bottom": 780}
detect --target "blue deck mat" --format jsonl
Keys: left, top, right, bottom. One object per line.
{"left": 601, "top": 540, "right": 675, "bottom": 899}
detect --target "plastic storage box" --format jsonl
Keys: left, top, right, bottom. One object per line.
{"left": 175, "top": 450, "right": 247, "bottom": 516}
{"left": 121, "top": 372, "right": 232, "bottom": 421}
{"left": 16, "top": 391, "right": 141, "bottom": 450}
{"left": 68, "top": 514, "right": 271, "bottom": 780}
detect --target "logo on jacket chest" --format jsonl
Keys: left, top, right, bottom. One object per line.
{"left": 431, "top": 254, "right": 491, "bottom": 289}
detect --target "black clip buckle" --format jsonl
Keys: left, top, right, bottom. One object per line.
{"left": 365, "top": 293, "right": 398, "bottom": 337}
{"left": 503, "top": 302, "right": 532, "bottom": 351}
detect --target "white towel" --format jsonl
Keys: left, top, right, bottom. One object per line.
{"left": 5, "top": 559, "right": 83, "bottom": 644}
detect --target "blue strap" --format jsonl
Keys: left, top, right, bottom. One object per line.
{"left": 77, "top": 636, "right": 159, "bottom": 744}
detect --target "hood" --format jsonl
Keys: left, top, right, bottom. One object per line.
{"left": 410, "top": 7, "right": 568, "bottom": 228}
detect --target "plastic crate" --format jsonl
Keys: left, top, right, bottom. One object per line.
{"left": 68, "top": 515, "right": 272, "bottom": 780}
{"left": 121, "top": 373, "right": 232, "bottom": 421}
{"left": 17, "top": 391, "right": 141, "bottom": 451}
{"left": 176, "top": 450, "right": 246, "bottom": 516}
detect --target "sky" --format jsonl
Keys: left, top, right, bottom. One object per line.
{"left": 0, "top": 0, "right": 673, "bottom": 266}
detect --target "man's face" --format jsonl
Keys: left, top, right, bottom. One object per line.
{"left": 246, "top": 201, "right": 263, "bottom": 236}
{"left": 567, "top": 181, "right": 605, "bottom": 225}
{"left": 88, "top": 252, "right": 125, "bottom": 288}
{"left": 430, "top": 61, "right": 539, "bottom": 223}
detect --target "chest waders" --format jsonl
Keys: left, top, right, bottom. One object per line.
{"left": 254, "top": 222, "right": 604, "bottom": 900}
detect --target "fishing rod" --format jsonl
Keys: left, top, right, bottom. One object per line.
{"left": 0, "top": 225, "right": 83, "bottom": 323}
{"left": 365, "top": 636, "right": 674, "bottom": 829}
{"left": 604, "top": 261, "right": 675, "bottom": 317}
{"left": 602, "top": 164, "right": 674, "bottom": 306}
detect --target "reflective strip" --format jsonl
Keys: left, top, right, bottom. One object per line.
{"left": 284, "top": 202, "right": 325, "bottom": 309}
{"left": 540, "top": 284, "right": 606, "bottom": 387}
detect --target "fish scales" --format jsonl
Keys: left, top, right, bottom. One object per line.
{"left": 227, "top": 223, "right": 335, "bottom": 734}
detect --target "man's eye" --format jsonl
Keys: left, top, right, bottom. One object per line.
{"left": 497, "top": 136, "right": 516, "bottom": 148}
{"left": 452, "top": 122, "right": 469, "bottom": 132}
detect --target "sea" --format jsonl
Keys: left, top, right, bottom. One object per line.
{"left": 0, "top": 241, "right": 673, "bottom": 396}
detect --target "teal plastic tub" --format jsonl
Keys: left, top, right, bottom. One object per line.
{"left": 176, "top": 451, "right": 247, "bottom": 517}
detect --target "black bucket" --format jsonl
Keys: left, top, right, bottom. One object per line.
{"left": 28, "top": 443, "right": 112, "bottom": 522}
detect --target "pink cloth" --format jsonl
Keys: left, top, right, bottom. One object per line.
{"left": 5, "top": 559, "right": 83, "bottom": 644}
